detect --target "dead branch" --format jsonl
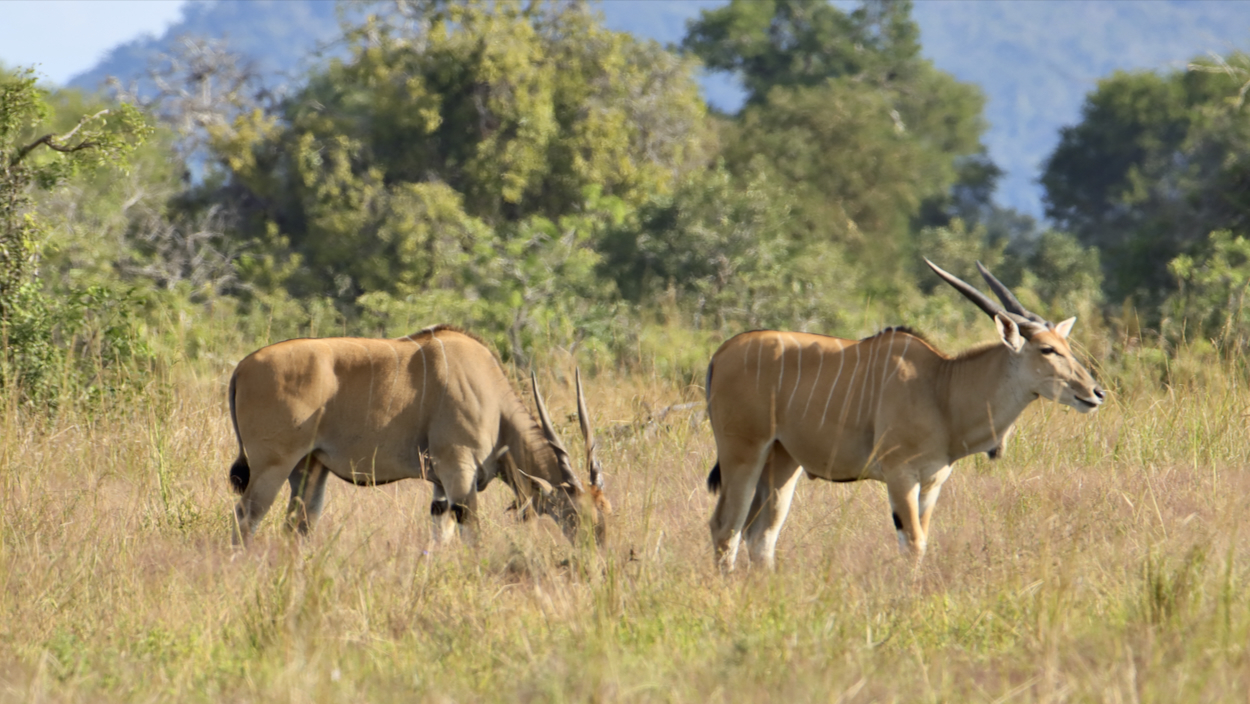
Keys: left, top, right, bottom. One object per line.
{"left": 10, "top": 109, "right": 110, "bottom": 167}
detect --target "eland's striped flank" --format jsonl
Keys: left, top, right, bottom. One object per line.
{"left": 705, "top": 261, "right": 1104, "bottom": 572}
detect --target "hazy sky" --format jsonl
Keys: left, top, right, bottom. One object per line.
{"left": 0, "top": 0, "right": 187, "bottom": 84}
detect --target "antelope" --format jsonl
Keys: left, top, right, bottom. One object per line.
{"left": 705, "top": 260, "right": 1104, "bottom": 571}
{"left": 226, "top": 324, "right": 610, "bottom": 547}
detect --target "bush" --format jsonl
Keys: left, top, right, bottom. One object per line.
{"left": 0, "top": 282, "right": 152, "bottom": 406}
{"left": 1164, "top": 230, "right": 1250, "bottom": 351}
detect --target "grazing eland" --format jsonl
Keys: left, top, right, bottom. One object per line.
{"left": 227, "top": 324, "right": 609, "bottom": 546}
{"left": 705, "top": 260, "right": 1104, "bottom": 571}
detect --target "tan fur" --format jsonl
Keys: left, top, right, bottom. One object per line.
{"left": 227, "top": 326, "right": 607, "bottom": 547}
{"left": 706, "top": 315, "right": 1103, "bottom": 572}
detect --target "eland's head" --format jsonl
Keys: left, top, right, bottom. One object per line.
{"left": 925, "top": 258, "right": 1105, "bottom": 413}
{"left": 526, "top": 369, "right": 612, "bottom": 546}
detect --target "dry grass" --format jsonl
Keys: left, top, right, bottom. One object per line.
{"left": 2, "top": 344, "right": 1250, "bottom": 703}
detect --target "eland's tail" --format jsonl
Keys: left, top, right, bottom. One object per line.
{"left": 707, "top": 462, "right": 721, "bottom": 494}
{"left": 705, "top": 357, "right": 720, "bottom": 494}
{"left": 227, "top": 372, "right": 249, "bottom": 494}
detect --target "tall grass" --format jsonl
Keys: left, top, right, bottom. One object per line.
{"left": 1, "top": 327, "right": 1249, "bottom": 702}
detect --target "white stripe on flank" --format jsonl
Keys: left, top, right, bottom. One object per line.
{"left": 755, "top": 336, "right": 764, "bottom": 390}
{"left": 870, "top": 332, "right": 893, "bottom": 423}
{"left": 433, "top": 337, "right": 449, "bottom": 409}
{"left": 855, "top": 338, "right": 879, "bottom": 424}
{"left": 802, "top": 344, "right": 826, "bottom": 416}
{"left": 866, "top": 331, "right": 896, "bottom": 423}
{"left": 385, "top": 344, "right": 401, "bottom": 416}
{"left": 819, "top": 345, "right": 846, "bottom": 427}
{"left": 785, "top": 336, "right": 803, "bottom": 410}
{"left": 876, "top": 330, "right": 896, "bottom": 396}
{"left": 777, "top": 333, "right": 786, "bottom": 392}
{"left": 418, "top": 344, "right": 427, "bottom": 410}
{"left": 836, "top": 344, "right": 862, "bottom": 426}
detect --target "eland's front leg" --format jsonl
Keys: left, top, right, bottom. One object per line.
{"left": 886, "top": 471, "right": 925, "bottom": 563}
{"left": 429, "top": 446, "right": 481, "bottom": 546}
{"left": 918, "top": 464, "right": 953, "bottom": 539}
{"left": 429, "top": 484, "right": 457, "bottom": 545}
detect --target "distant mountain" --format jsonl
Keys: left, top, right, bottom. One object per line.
{"left": 69, "top": 0, "right": 344, "bottom": 94}
{"left": 69, "top": 0, "right": 1250, "bottom": 219}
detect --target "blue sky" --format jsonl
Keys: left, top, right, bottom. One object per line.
{"left": 0, "top": 0, "right": 187, "bottom": 84}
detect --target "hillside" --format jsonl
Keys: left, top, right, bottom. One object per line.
{"left": 68, "top": 0, "right": 1250, "bottom": 218}
{"left": 68, "top": 0, "right": 343, "bottom": 92}
{"left": 909, "top": 0, "right": 1250, "bottom": 217}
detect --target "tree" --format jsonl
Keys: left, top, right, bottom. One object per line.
{"left": 684, "top": 0, "right": 920, "bottom": 107}
{"left": 110, "top": 35, "right": 274, "bottom": 170}
{"left": 683, "top": 0, "right": 988, "bottom": 287}
{"left": 1041, "top": 52, "right": 1250, "bottom": 305}
{"left": 599, "top": 163, "right": 859, "bottom": 331}
{"left": 1, "top": 68, "right": 148, "bottom": 322}
{"left": 215, "top": 0, "right": 710, "bottom": 304}
{"left": 0, "top": 68, "right": 150, "bottom": 401}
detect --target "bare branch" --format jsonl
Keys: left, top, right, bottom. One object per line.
{"left": 10, "top": 109, "right": 111, "bottom": 166}
{"left": 109, "top": 36, "right": 274, "bottom": 167}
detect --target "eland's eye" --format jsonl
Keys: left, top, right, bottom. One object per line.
{"left": 1040, "top": 346, "right": 1057, "bottom": 355}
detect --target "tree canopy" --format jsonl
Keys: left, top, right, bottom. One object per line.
{"left": 685, "top": 0, "right": 987, "bottom": 286}
{"left": 1042, "top": 53, "right": 1250, "bottom": 305}
{"left": 216, "top": 0, "right": 710, "bottom": 308}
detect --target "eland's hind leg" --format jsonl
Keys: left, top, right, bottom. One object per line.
{"left": 745, "top": 444, "right": 803, "bottom": 571}
{"left": 285, "top": 456, "right": 330, "bottom": 535}
{"left": 233, "top": 450, "right": 306, "bottom": 546}
{"left": 709, "top": 438, "right": 772, "bottom": 573}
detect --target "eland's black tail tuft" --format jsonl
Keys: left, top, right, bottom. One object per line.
{"left": 227, "top": 371, "right": 249, "bottom": 494}
{"left": 707, "top": 462, "right": 721, "bottom": 494}
{"left": 229, "top": 457, "right": 250, "bottom": 494}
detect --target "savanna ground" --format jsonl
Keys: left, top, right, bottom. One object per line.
{"left": 2, "top": 325, "right": 1250, "bottom": 703}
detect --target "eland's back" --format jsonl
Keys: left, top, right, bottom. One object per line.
{"left": 227, "top": 325, "right": 609, "bottom": 547}
{"left": 232, "top": 330, "right": 501, "bottom": 488}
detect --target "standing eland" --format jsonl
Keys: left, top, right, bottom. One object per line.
{"left": 705, "top": 260, "right": 1104, "bottom": 571}
{"left": 227, "top": 324, "right": 610, "bottom": 547}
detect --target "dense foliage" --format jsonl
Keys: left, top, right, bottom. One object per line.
{"left": 0, "top": 69, "right": 150, "bottom": 402}
{"left": 1042, "top": 52, "right": 1250, "bottom": 308}
{"left": 686, "top": 0, "right": 990, "bottom": 284}
{"left": 5, "top": 0, "right": 1249, "bottom": 408}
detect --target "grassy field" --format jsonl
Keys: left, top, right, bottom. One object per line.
{"left": 2, "top": 332, "right": 1250, "bottom": 702}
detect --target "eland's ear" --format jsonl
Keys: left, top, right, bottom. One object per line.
{"left": 515, "top": 466, "right": 554, "bottom": 495}
{"left": 1054, "top": 317, "right": 1077, "bottom": 339}
{"left": 995, "top": 312, "right": 1025, "bottom": 352}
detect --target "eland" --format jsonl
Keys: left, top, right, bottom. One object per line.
{"left": 705, "top": 260, "right": 1104, "bottom": 571}
{"left": 226, "top": 324, "right": 609, "bottom": 546}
